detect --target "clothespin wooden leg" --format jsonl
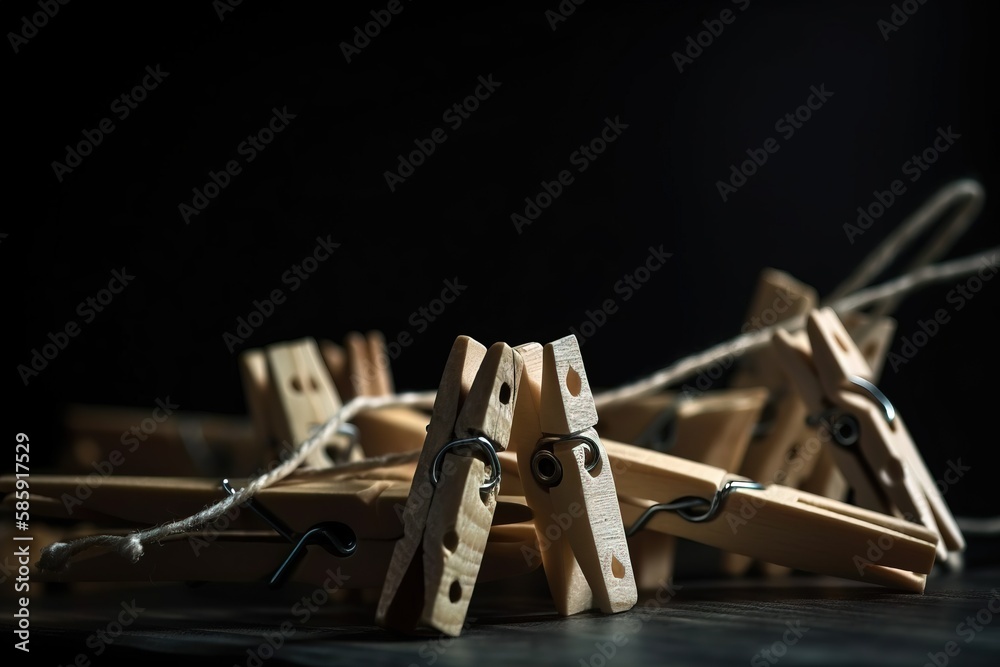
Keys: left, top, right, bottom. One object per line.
{"left": 512, "top": 335, "right": 636, "bottom": 615}
{"left": 239, "top": 337, "right": 359, "bottom": 469}
{"left": 376, "top": 337, "right": 519, "bottom": 636}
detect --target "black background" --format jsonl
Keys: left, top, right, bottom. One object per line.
{"left": 5, "top": 0, "right": 999, "bottom": 567}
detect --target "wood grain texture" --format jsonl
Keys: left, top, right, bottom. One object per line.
{"left": 603, "top": 438, "right": 938, "bottom": 592}
{"left": 552, "top": 428, "right": 637, "bottom": 613}
{"left": 541, "top": 335, "right": 636, "bottom": 614}
{"left": 540, "top": 335, "right": 598, "bottom": 434}
{"left": 510, "top": 342, "right": 594, "bottom": 616}
{"left": 376, "top": 338, "right": 520, "bottom": 636}
{"left": 375, "top": 335, "right": 486, "bottom": 632}
{"left": 266, "top": 338, "right": 357, "bottom": 467}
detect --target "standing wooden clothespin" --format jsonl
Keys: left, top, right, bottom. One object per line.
{"left": 506, "top": 336, "right": 636, "bottom": 616}
{"left": 239, "top": 337, "right": 360, "bottom": 470}
{"left": 771, "top": 307, "right": 965, "bottom": 567}
{"left": 376, "top": 336, "right": 519, "bottom": 636}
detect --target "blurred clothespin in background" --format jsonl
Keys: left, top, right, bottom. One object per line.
{"left": 239, "top": 336, "right": 361, "bottom": 470}
{"left": 719, "top": 269, "right": 898, "bottom": 578}
{"left": 320, "top": 331, "right": 430, "bottom": 459}
{"left": 771, "top": 307, "right": 966, "bottom": 569}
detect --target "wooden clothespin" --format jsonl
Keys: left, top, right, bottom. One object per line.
{"left": 795, "top": 308, "right": 897, "bottom": 501}
{"left": 6, "top": 470, "right": 537, "bottom": 590}
{"left": 722, "top": 270, "right": 898, "bottom": 577}
{"left": 505, "top": 335, "right": 636, "bottom": 616}
{"left": 376, "top": 336, "right": 520, "bottom": 636}
{"left": 605, "top": 439, "right": 939, "bottom": 592}
{"left": 320, "top": 331, "right": 431, "bottom": 456}
{"left": 770, "top": 307, "right": 965, "bottom": 566}
{"left": 239, "top": 336, "right": 360, "bottom": 470}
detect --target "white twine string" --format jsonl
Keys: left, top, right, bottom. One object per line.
{"left": 592, "top": 244, "right": 998, "bottom": 408}
{"left": 39, "top": 179, "right": 992, "bottom": 571}
{"left": 38, "top": 391, "right": 435, "bottom": 571}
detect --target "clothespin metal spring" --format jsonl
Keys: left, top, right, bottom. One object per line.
{"left": 222, "top": 479, "right": 357, "bottom": 587}
{"left": 430, "top": 436, "right": 502, "bottom": 493}
{"left": 806, "top": 375, "right": 897, "bottom": 448}
{"left": 624, "top": 479, "right": 767, "bottom": 536}
{"left": 531, "top": 434, "right": 600, "bottom": 487}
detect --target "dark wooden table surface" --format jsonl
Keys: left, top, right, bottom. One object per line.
{"left": 7, "top": 551, "right": 999, "bottom": 666}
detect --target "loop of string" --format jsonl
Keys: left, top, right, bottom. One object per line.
{"left": 38, "top": 179, "right": 993, "bottom": 572}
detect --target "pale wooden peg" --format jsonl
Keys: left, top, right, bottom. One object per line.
{"left": 509, "top": 341, "right": 594, "bottom": 615}
{"left": 239, "top": 347, "right": 285, "bottom": 463}
{"left": 337, "top": 330, "right": 429, "bottom": 457}
{"left": 603, "top": 439, "right": 939, "bottom": 593}
{"left": 514, "top": 336, "right": 637, "bottom": 615}
{"left": 376, "top": 337, "right": 520, "bottom": 637}
{"left": 775, "top": 307, "right": 965, "bottom": 562}
{"left": 264, "top": 337, "right": 360, "bottom": 467}
{"left": 731, "top": 268, "right": 820, "bottom": 493}
{"left": 733, "top": 313, "right": 896, "bottom": 578}
{"left": 796, "top": 310, "right": 896, "bottom": 504}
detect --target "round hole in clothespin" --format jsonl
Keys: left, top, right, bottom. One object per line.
{"left": 565, "top": 366, "right": 582, "bottom": 397}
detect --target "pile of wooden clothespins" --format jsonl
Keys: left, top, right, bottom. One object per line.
{"left": 2, "top": 179, "right": 995, "bottom": 637}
